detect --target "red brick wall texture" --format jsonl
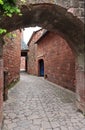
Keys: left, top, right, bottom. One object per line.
{"left": 0, "top": 30, "right": 21, "bottom": 127}
{"left": 20, "top": 57, "right": 25, "bottom": 71}
{"left": 3, "top": 30, "right": 21, "bottom": 86}
{"left": 0, "top": 59, "right": 3, "bottom": 128}
{"left": 28, "top": 30, "right": 75, "bottom": 91}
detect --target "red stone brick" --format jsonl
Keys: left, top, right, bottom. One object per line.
{"left": 20, "top": 57, "right": 25, "bottom": 71}
{"left": 3, "top": 30, "right": 21, "bottom": 85}
{"left": 28, "top": 30, "right": 75, "bottom": 92}
{"left": 0, "top": 59, "right": 3, "bottom": 128}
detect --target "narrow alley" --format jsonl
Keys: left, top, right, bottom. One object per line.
{"left": 2, "top": 73, "right": 85, "bottom": 130}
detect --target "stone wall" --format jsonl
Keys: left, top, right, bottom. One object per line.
{"left": 0, "top": 30, "right": 21, "bottom": 128}
{"left": 3, "top": 30, "right": 21, "bottom": 86}
{"left": 20, "top": 57, "right": 25, "bottom": 71}
{"left": 26, "top": 0, "right": 84, "bottom": 22}
{"left": 28, "top": 30, "right": 75, "bottom": 91}
{"left": 27, "top": 41, "right": 37, "bottom": 75}
{"left": 0, "top": 59, "right": 3, "bottom": 129}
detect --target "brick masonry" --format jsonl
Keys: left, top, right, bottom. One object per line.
{"left": 28, "top": 30, "right": 75, "bottom": 92}
{"left": 25, "top": 0, "right": 84, "bottom": 22}
{"left": 0, "top": 30, "right": 21, "bottom": 128}
{"left": 0, "top": 59, "right": 3, "bottom": 129}
{"left": 3, "top": 30, "right": 21, "bottom": 86}
{"left": 20, "top": 57, "right": 25, "bottom": 71}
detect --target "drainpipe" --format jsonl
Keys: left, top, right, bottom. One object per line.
{"left": 3, "top": 69, "right": 8, "bottom": 101}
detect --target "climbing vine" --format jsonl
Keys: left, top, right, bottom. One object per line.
{"left": 0, "top": 0, "right": 26, "bottom": 34}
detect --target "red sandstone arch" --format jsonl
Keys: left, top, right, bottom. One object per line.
{"left": 0, "top": 4, "right": 84, "bottom": 54}
{"left": 0, "top": 3, "right": 85, "bottom": 114}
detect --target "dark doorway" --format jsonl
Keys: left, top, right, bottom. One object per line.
{"left": 39, "top": 59, "right": 44, "bottom": 76}
{"left": 21, "top": 51, "right": 28, "bottom": 72}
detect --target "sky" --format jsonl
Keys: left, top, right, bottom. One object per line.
{"left": 23, "top": 26, "right": 41, "bottom": 44}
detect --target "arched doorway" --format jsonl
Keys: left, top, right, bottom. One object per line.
{"left": 39, "top": 59, "right": 44, "bottom": 76}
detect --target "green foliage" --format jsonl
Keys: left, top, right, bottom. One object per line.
{"left": 0, "top": 28, "right": 7, "bottom": 34}
{"left": 0, "top": 0, "right": 21, "bottom": 17}
{"left": 0, "top": 0, "right": 3, "bottom": 5}
{"left": 0, "top": 0, "right": 25, "bottom": 34}
{"left": 6, "top": 32, "right": 16, "bottom": 39}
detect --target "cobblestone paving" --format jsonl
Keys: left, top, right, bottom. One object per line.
{"left": 2, "top": 73, "right": 85, "bottom": 130}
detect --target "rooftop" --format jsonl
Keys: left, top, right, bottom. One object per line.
{"left": 21, "top": 40, "right": 28, "bottom": 51}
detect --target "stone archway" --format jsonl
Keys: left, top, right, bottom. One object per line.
{"left": 0, "top": 4, "right": 84, "bottom": 53}
{"left": 0, "top": 2, "right": 85, "bottom": 127}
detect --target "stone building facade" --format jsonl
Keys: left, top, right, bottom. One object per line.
{"left": 21, "top": 40, "right": 28, "bottom": 72}
{"left": 0, "top": 30, "right": 21, "bottom": 128}
{"left": 3, "top": 30, "right": 21, "bottom": 86}
{"left": 28, "top": 29, "right": 75, "bottom": 92}
{"left": 0, "top": 56, "right": 3, "bottom": 129}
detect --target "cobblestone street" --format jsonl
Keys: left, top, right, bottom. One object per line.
{"left": 2, "top": 73, "right": 85, "bottom": 130}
